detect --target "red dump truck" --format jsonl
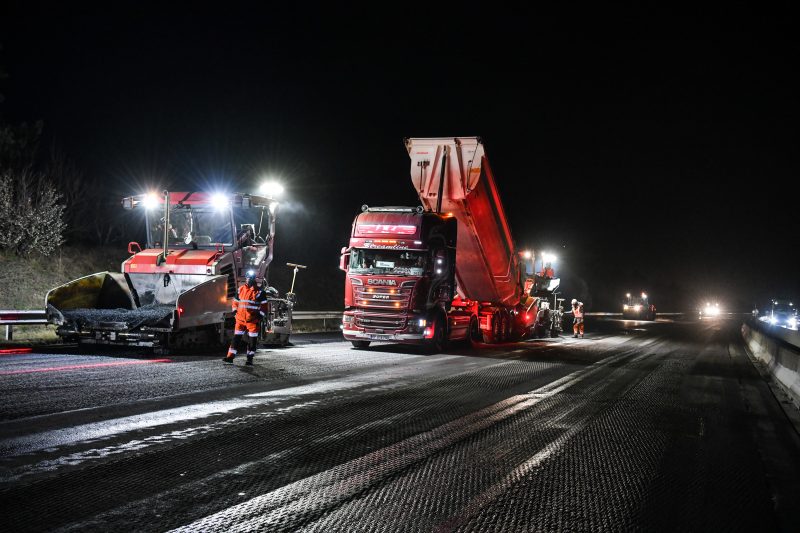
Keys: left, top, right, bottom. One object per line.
{"left": 340, "top": 137, "right": 557, "bottom": 351}
{"left": 46, "top": 191, "right": 297, "bottom": 353}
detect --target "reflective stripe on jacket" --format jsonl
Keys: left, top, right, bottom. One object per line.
{"left": 232, "top": 284, "right": 268, "bottom": 323}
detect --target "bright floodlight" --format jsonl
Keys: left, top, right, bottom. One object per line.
{"left": 260, "top": 181, "right": 284, "bottom": 198}
{"left": 211, "top": 193, "right": 230, "bottom": 211}
{"left": 641, "top": 292, "right": 647, "bottom": 299}
{"left": 523, "top": 250, "right": 532, "bottom": 259}
{"left": 541, "top": 252, "right": 557, "bottom": 263}
{"left": 141, "top": 193, "right": 159, "bottom": 210}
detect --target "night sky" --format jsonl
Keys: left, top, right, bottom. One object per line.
{"left": 2, "top": 4, "right": 798, "bottom": 311}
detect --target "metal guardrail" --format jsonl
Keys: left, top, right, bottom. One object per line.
{"left": 291, "top": 311, "right": 342, "bottom": 320}
{"left": 0, "top": 309, "right": 344, "bottom": 341}
{"left": 1, "top": 310, "right": 49, "bottom": 341}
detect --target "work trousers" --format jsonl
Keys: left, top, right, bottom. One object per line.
{"left": 227, "top": 321, "right": 259, "bottom": 359}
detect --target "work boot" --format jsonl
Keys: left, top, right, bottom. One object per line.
{"left": 580, "top": 334, "right": 584, "bottom": 338}
{"left": 222, "top": 356, "right": 234, "bottom": 364}
{"left": 245, "top": 357, "right": 254, "bottom": 366}
{"left": 573, "top": 334, "right": 578, "bottom": 338}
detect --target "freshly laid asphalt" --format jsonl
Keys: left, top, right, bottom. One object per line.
{"left": 1, "top": 317, "right": 798, "bottom": 532}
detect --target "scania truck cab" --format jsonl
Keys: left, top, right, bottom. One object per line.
{"left": 340, "top": 207, "right": 461, "bottom": 350}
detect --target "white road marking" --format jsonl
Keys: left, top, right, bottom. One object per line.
{"left": 170, "top": 346, "right": 644, "bottom": 533}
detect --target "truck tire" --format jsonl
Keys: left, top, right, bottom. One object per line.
{"left": 424, "top": 313, "right": 448, "bottom": 354}
{"left": 483, "top": 312, "right": 501, "bottom": 343}
{"left": 351, "top": 340, "right": 371, "bottom": 349}
{"left": 468, "top": 316, "right": 482, "bottom": 347}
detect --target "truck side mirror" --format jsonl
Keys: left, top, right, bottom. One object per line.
{"left": 339, "top": 247, "right": 350, "bottom": 272}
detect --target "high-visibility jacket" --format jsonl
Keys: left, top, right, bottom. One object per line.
{"left": 232, "top": 284, "right": 268, "bottom": 324}
{"left": 573, "top": 303, "right": 584, "bottom": 318}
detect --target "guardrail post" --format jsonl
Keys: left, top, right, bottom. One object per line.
{"left": 4, "top": 324, "right": 11, "bottom": 341}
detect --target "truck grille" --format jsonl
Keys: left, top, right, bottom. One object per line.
{"left": 354, "top": 312, "right": 406, "bottom": 330}
{"left": 353, "top": 284, "right": 413, "bottom": 311}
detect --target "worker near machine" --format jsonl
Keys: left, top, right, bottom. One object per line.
{"left": 540, "top": 262, "right": 555, "bottom": 278}
{"left": 223, "top": 270, "right": 268, "bottom": 365}
{"left": 569, "top": 298, "right": 584, "bottom": 338}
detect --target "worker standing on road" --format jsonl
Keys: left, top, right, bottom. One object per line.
{"left": 223, "top": 270, "right": 267, "bottom": 365}
{"left": 540, "top": 262, "right": 555, "bottom": 278}
{"left": 569, "top": 298, "right": 585, "bottom": 338}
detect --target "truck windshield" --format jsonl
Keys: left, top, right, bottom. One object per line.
{"left": 350, "top": 249, "right": 426, "bottom": 276}
{"left": 148, "top": 208, "right": 234, "bottom": 248}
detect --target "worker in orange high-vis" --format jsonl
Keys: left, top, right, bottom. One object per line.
{"left": 223, "top": 270, "right": 268, "bottom": 365}
{"left": 570, "top": 298, "right": 585, "bottom": 338}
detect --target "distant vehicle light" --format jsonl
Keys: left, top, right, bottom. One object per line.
{"left": 634, "top": 305, "right": 641, "bottom": 311}
{"left": 623, "top": 304, "right": 629, "bottom": 310}
{"left": 769, "top": 316, "right": 778, "bottom": 325}
{"left": 704, "top": 305, "right": 721, "bottom": 317}
{"left": 788, "top": 317, "right": 797, "bottom": 328}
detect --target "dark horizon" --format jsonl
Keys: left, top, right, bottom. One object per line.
{"left": 2, "top": 4, "right": 798, "bottom": 312}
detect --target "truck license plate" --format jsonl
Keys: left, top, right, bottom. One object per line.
{"left": 366, "top": 333, "right": 391, "bottom": 340}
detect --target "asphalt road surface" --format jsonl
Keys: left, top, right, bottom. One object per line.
{"left": 2, "top": 317, "right": 799, "bottom": 532}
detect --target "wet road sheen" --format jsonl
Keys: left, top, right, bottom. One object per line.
{"left": 1, "top": 318, "right": 799, "bottom": 532}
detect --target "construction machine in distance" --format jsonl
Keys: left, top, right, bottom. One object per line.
{"left": 339, "top": 136, "right": 559, "bottom": 351}
{"left": 46, "top": 190, "right": 301, "bottom": 353}
{"left": 622, "top": 292, "right": 657, "bottom": 321}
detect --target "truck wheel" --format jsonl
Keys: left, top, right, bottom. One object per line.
{"left": 483, "top": 315, "right": 500, "bottom": 344}
{"left": 351, "top": 340, "right": 371, "bottom": 349}
{"left": 425, "top": 314, "right": 447, "bottom": 354}
{"left": 468, "top": 316, "right": 482, "bottom": 347}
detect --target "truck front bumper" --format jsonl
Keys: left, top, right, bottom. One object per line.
{"left": 342, "top": 329, "right": 425, "bottom": 343}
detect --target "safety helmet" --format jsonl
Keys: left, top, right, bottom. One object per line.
{"left": 245, "top": 270, "right": 257, "bottom": 281}
{"left": 571, "top": 298, "right": 578, "bottom": 305}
